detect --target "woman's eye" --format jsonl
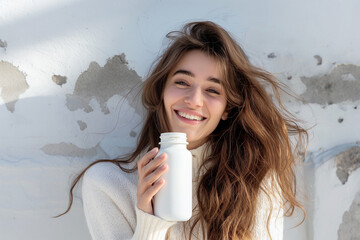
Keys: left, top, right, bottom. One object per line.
{"left": 207, "top": 89, "right": 220, "bottom": 95}
{"left": 175, "top": 80, "right": 189, "bottom": 86}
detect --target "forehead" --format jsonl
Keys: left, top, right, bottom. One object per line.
{"left": 170, "top": 50, "right": 224, "bottom": 80}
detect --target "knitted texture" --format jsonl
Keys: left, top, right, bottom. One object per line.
{"left": 82, "top": 144, "right": 283, "bottom": 239}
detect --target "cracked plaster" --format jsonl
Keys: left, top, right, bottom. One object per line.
{"left": 66, "top": 54, "right": 142, "bottom": 115}
{"left": 301, "top": 64, "right": 360, "bottom": 105}
{"left": 0, "top": 61, "right": 29, "bottom": 112}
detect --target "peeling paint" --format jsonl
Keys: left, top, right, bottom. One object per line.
{"left": 77, "top": 120, "right": 87, "bottom": 131}
{"left": 338, "top": 191, "right": 360, "bottom": 240}
{"left": 335, "top": 146, "right": 360, "bottom": 184}
{"left": 129, "top": 130, "right": 137, "bottom": 138}
{"left": 314, "top": 55, "right": 322, "bottom": 65}
{"left": 66, "top": 54, "right": 142, "bottom": 114}
{"left": 0, "top": 61, "right": 29, "bottom": 112}
{"left": 52, "top": 74, "right": 67, "bottom": 86}
{"left": 267, "top": 52, "right": 276, "bottom": 59}
{"left": 301, "top": 64, "right": 360, "bottom": 105}
{"left": 41, "top": 142, "right": 99, "bottom": 158}
{"left": 0, "top": 39, "right": 7, "bottom": 50}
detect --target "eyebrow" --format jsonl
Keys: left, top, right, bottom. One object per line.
{"left": 173, "top": 69, "right": 221, "bottom": 84}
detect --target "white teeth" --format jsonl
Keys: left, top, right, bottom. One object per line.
{"left": 177, "top": 111, "right": 203, "bottom": 121}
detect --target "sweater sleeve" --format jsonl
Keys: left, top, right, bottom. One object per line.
{"left": 81, "top": 162, "right": 176, "bottom": 240}
{"left": 253, "top": 177, "right": 284, "bottom": 240}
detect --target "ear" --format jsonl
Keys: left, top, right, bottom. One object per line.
{"left": 221, "top": 111, "right": 228, "bottom": 120}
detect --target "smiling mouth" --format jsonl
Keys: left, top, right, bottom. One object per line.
{"left": 175, "top": 110, "right": 206, "bottom": 121}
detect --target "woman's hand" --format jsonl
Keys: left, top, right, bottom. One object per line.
{"left": 137, "top": 147, "right": 168, "bottom": 215}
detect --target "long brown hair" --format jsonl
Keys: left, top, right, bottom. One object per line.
{"left": 59, "top": 21, "right": 308, "bottom": 240}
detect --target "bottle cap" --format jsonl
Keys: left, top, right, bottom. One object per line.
{"left": 159, "top": 132, "right": 188, "bottom": 145}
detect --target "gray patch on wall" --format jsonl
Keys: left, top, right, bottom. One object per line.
{"left": 338, "top": 191, "right": 360, "bottom": 240}
{"left": 314, "top": 55, "right": 322, "bottom": 65}
{"left": 335, "top": 146, "right": 360, "bottom": 184}
{"left": 66, "top": 54, "right": 142, "bottom": 114}
{"left": 52, "top": 74, "right": 67, "bottom": 86}
{"left": 41, "top": 142, "right": 102, "bottom": 158}
{"left": 130, "top": 130, "right": 137, "bottom": 137}
{"left": 77, "top": 120, "right": 87, "bottom": 131}
{"left": 300, "top": 64, "right": 360, "bottom": 105}
{"left": 0, "top": 61, "right": 29, "bottom": 112}
{"left": 0, "top": 39, "right": 7, "bottom": 50}
{"left": 267, "top": 52, "right": 276, "bottom": 59}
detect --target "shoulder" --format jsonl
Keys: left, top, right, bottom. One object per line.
{"left": 84, "top": 161, "right": 126, "bottom": 182}
{"left": 83, "top": 161, "right": 138, "bottom": 194}
{"left": 81, "top": 162, "right": 140, "bottom": 238}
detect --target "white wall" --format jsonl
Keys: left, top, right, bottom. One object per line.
{"left": 1, "top": 0, "right": 360, "bottom": 239}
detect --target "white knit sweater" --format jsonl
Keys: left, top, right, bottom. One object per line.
{"left": 82, "top": 144, "right": 283, "bottom": 240}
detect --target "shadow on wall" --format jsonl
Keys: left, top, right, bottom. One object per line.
{"left": 0, "top": 46, "right": 145, "bottom": 162}
{"left": 0, "top": 93, "right": 142, "bottom": 162}
{"left": 0, "top": 53, "right": 143, "bottom": 114}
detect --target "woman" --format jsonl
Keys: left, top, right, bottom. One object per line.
{"left": 60, "top": 21, "right": 308, "bottom": 239}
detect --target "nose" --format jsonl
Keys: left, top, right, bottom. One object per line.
{"left": 184, "top": 87, "right": 203, "bottom": 108}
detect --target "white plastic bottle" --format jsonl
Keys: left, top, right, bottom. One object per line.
{"left": 154, "top": 132, "right": 192, "bottom": 221}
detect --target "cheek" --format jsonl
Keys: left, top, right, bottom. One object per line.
{"left": 163, "top": 89, "right": 176, "bottom": 116}
{"left": 163, "top": 87, "right": 183, "bottom": 108}
{"left": 163, "top": 86, "right": 171, "bottom": 103}
{"left": 208, "top": 98, "right": 227, "bottom": 118}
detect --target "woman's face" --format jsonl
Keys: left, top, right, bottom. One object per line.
{"left": 163, "top": 50, "right": 228, "bottom": 149}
